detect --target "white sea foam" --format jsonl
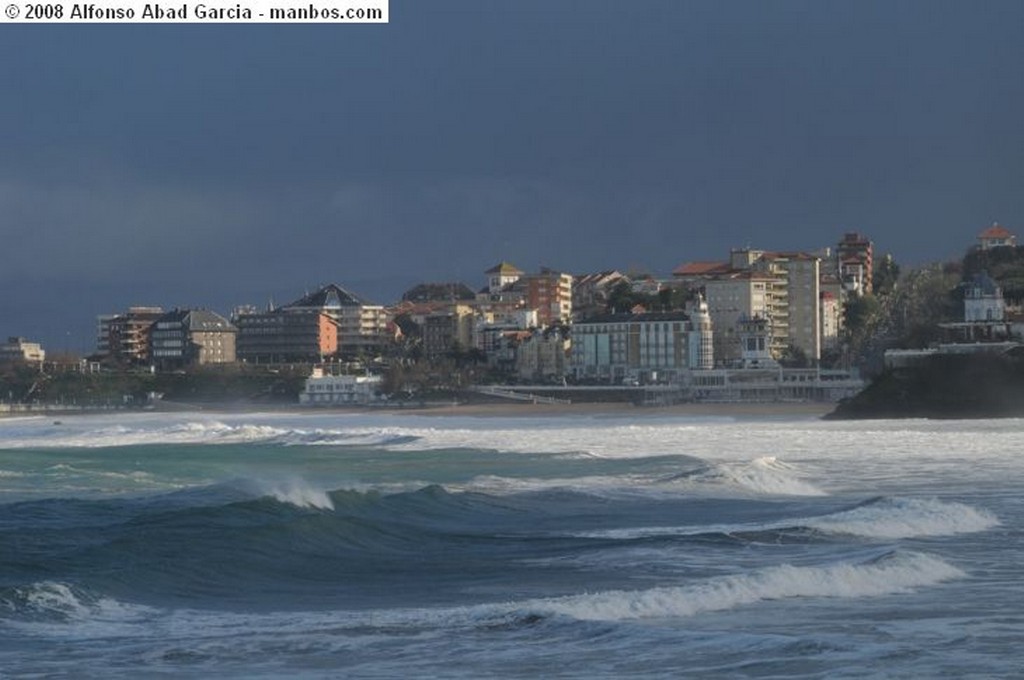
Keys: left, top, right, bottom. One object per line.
{"left": 804, "top": 496, "right": 1000, "bottom": 539}
{"left": 3, "top": 581, "right": 156, "bottom": 625}
{"left": 252, "top": 478, "right": 335, "bottom": 510}
{"left": 665, "top": 456, "right": 827, "bottom": 497}
{"left": 524, "top": 551, "right": 964, "bottom": 621}
{"left": 573, "top": 496, "right": 999, "bottom": 542}
{"left": 0, "top": 417, "right": 416, "bottom": 449}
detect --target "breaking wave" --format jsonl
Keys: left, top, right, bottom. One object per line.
{"left": 0, "top": 420, "right": 420, "bottom": 449}
{"left": 1, "top": 551, "right": 963, "bottom": 633}
{"left": 0, "top": 581, "right": 156, "bottom": 626}
{"left": 803, "top": 496, "right": 1000, "bottom": 539}
{"left": 519, "top": 551, "right": 963, "bottom": 621}
{"left": 662, "top": 456, "right": 826, "bottom": 496}
{"left": 573, "top": 496, "right": 999, "bottom": 542}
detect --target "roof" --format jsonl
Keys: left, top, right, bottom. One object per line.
{"left": 967, "top": 271, "right": 1001, "bottom": 295}
{"left": 285, "top": 283, "right": 369, "bottom": 309}
{"left": 187, "top": 309, "right": 235, "bottom": 332}
{"left": 574, "top": 270, "right": 626, "bottom": 286}
{"left": 760, "top": 251, "right": 818, "bottom": 261}
{"left": 576, "top": 311, "right": 691, "bottom": 325}
{"left": 672, "top": 261, "right": 731, "bottom": 277}
{"left": 979, "top": 223, "right": 1014, "bottom": 240}
{"left": 707, "top": 270, "right": 776, "bottom": 282}
{"left": 155, "top": 309, "right": 235, "bottom": 331}
{"left": 485, "top": 261, "right": 523, "bottom": 275}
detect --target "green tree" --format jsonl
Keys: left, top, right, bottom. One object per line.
{"left": 873, "top": 254, "right": 900, "bottom": 297}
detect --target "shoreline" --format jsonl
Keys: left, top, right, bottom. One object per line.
{"left": 1, "top": 400, "right": 836, "bottom": 420}
{"left": 283, "top": 400, "right": 836, "bottom": 419}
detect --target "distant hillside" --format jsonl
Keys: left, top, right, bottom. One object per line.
{"left": 827, "top": 351, "right": 1024, "bottom": 419}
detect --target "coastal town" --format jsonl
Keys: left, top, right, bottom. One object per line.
{"left": 2, "top": 224, "right": 1023, "bottom": 413}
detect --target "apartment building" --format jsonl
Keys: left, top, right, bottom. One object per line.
{"left": 837, "top": 232, "right": 873, "bottom": 295}
{"left": 760, "top": 252, "right": 821, "bottom": 362}
{"left": 422, "top": 304, "right": 476, "bottom": 357}
{"left": 675, "top": 247, "right": 824, "bottom": 364}
{"left": 283, "top": 284, "right": 388, "bottom": 358}
{"left": 516, "top": 326, "right": 570, "bottom": 382}
{"left": 235, "top": 309, "right": 337, "bottom": 363}
{"left": 150, "top": 309, "right": 237, "bottom": 368}
{"left": 702, "top": 270, "right": 772, "bottom": 363}
{"left": 96, "top": 306, "right": 165, "bottom": 364}
{"left": 520, "top": 268, "right": 573, "bottom": 326}
{"left": 570, "top": 309, "right": 712, "bottom": 383}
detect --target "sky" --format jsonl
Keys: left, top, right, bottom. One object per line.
{"left": 3, "top": 0, "right": 1024, "bottom": 351}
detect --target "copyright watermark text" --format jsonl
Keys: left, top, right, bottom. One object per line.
{"left": 2, "top": 0, "right": 387, "bottom": 22}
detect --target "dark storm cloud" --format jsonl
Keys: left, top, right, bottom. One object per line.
{"left": 3, "top": 0, "right": 1024, "bottom": 348}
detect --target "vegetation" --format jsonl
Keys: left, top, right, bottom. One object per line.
{"left": 605, "top": 281, "right": 693, "bottom": 314}
{"left": 401, "top": 282, "right": 476, "bottom": 303}
{"left": 0, "top": 363, "right": 308, "bottom": 408}
{"left": 962, "top": 245, "right": 1024, "bottom": 300}
{"left": 835, "top": 257, "right": 962, "bottom": 374}
{"left": 829, "top": 351, "right": 1024, "bottom": 419}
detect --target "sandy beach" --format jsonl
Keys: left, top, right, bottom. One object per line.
{"left": 1, "top": 399, "right": 837, "bottom": 420}
{"left": 359, "top": 400, "right": 836, "bottom": 419}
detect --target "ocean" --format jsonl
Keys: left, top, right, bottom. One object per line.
{"left": 0, "top": 410, "right": 1019, "bottom": 678}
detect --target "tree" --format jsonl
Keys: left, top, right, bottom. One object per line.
{"left": 873, "top": 254, "right": 901, "bottom": 297}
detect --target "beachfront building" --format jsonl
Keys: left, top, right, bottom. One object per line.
{"left": 570, "top": 308, "right": 713, "bottom": 384}
{"left": 235, "top": 309, "right": 338, "bottom": 363}
{"left": 298, "top": 367, "right": 383, "bottom": 406}
{"left": 150, "top": 309, "right": 237, "bottom": 369}
{"left": 516, "top": 326, "right": 570, "bottom": 382}
{"left": 675, "top": 244, "right": 833, "bottom": 364}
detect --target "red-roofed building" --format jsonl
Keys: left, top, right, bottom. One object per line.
{"left": 978, "top": 223, "right": 1017, "bottom": 250}
{"left": 671, "top": 261, "right": 732, "bottom": 282}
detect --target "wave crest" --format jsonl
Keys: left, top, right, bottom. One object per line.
{"left": 665, "top": 456, "right": 826, "bottom": 496}
{"left": 0, "top": 581, "right": 153, "bottom": 625}
{"left": 0, "top": 420, "right": 419, "bottom": 449}
{"left": 805, "top": 496, "right": 1000, "bottom": 539}
{"left": 528, "top": 551, "right": 963, "bottom": 621}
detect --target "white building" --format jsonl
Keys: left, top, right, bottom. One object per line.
{"left": 0, "top": 337, "right": 45, "bottom": 365}
{"left": 570, "top": 310, "right": 713, "bottom": 383}
{"left": 964, "top": 272, "right": 1005, "bottom": 322}
{"left": 299, "top": 368, "right": 383, "bottom": 405}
